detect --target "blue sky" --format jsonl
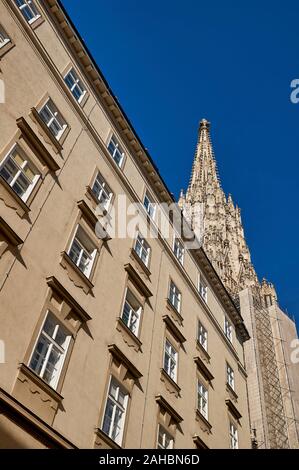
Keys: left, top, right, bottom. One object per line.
{"left": 61, "top": 0, "right": 299, "bottom": 325}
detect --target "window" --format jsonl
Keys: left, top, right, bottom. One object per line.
{"left": 91, "top": 173, "right": 113, "bottom": 211}
{"left": 197, "top": 381, "right": 208, "bottom": 420}
{"left": 168, "top": 280, "right": 181, "bottom": 313}
{"left": 102, "top": 377, "right": 128, "bottom": 446}
{"left": 173, "top": 238, "right": 184, "bottom": 265}
{"left": 29, "top": 312, "right": 71, "bottom": 389}
{"left": 224, "top": 317, "right": 233, "bottom": 342}
{"left": 199, "top": 275, "right": 207, "bottom": 302}
{"left": 108, "top": 135, "right": 125, "bottom": 167}
{"left": 227, "top": 363, "right": 235, "bottom": 390}
{"left": 143, "top": 191, "right": 156, "bottom": 219}
{"left": 134, "top": 233, "right": 150, "bottom": 267}
{"left": 39, "top": 99, "right": 67, "bottom": 140}
{"left": 68, "top": 226, "right": 97, "bottom": 278}
{"left": 0, "top": 25, "right": 10, "bottom": 48}
{"left": 121, "top": 290, "right": 142, "bottom": 337}
{"left": 157, "top": 425, "right": 174, "bottom": 449}
{"left": 0, "top": 146, "right": 40, "bottom": 202}
{"left": 163, "top": 339, "right": 178, "bottom": 382}
{"left": 198, "top": 321, "right": 208, "bottom": 351}
{"left": 16, "top": 0, "right": 40, "bottom": 24}
{"left": 64, "top": 68, "right": 86, "bottom": 103}
{"left": 229, "top": 422, "right": 238, "bottom": 449}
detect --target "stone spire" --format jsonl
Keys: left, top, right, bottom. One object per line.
{"left": 179, "top": 119, "right": 259, "bottom": 297}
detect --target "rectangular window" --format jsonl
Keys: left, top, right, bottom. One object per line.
{"left": 134, "top": 233, "right": 150, "bottom": 267}
{"left": 121, "top": 289, "right": 142, "bottom": 337}
{"left": 157, "top": 425, "right": 174, "bottom": 449}
{"left": 0, "top": 25, "right": 10, "bottom": 48}
{"left": 108, "top": 135, "right": 125, "bottom": 168}
{"left": 163, "top": 339, "right": 178, "bottom": 382}
{"left": 143, "top": 191, "right": 156, "bottom": 219}
{"left": 227, "top": 363, "right": 235, "bottom": 390}
{"left": 168, "top": 280, "right": 181, "bottom": 313}
{"left": 39, "top": 99, "right": 67, "bottom": 140}
{"left": 173, "top": 238, "right": 184, "bottom": 265}
{"left": 91, "top": 173, "right": 113, "bottom": 211}
{"left": 68, "top": 225, "right": 97, "bottom": 278}
{"left": 64, "top": 68, "right": 86, "bottom": 103}
{"left": 102, "top": 377, "right": 128, "bottom": 446}
{"left": 0, "top": 145, "right": 40, "bottom": 202}
{"left": 199, "top": 275, "right": 208, "bottom": 302}
{"left": 29, "top": 312, "right": 71, "bottom": 389}
{"left": 224, "top": 317, "right": 233, "bottom": 342}
{"left": 197, "top": 381, "right": 208, "bottom": 419}
{"left": 229, "top": 423, "right": 238, "bottom": 449}
{"left": 198, "top": 321, "right": 208, "bottom": 351}
{"left": 15, "top": 0, "right": 40, "bottom": 24}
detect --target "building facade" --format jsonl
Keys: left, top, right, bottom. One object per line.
{"left": 0, "top": 0, "right": 251, "bottom": 449}
{"left": 179, "top": 120, "right": 299, "bottom": 448}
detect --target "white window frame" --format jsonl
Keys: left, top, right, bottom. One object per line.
{"left": 163, "top": 338, "right": 178, "bottom": 382}
{"left": 197, "top": 381, "right": 208, "bottom": 420}
{"left": 229, "top": 422, "right": 238, "bottom": 449}
{"left": 198, "top": 321, "right": 208, "bottom": 351}
{"left": 0, "top": 25, "right": 11, "bottom": 48}
{"left": 67, "top": 226, "right": 97, "bottom": 279}
{"left": 134, "top": 233, "right": 150, "bottom": 267}
{"left": 16, "top": 0, "right": 40, "bottom": 25}
{"left": 0, "top": 145, "right": 40, "bottom": 202}
{"left": 227, "top": 363, "right": 235, "bottom": 390}
{"left": 157, "top": 425, "right": 174, "bottom": 449}
{"left": 168, "top": 280, "right": 181, "bottom": 313}
{"left": 199, "top": 274, "right": 208, "bottom": 302}
{"left": 143, "top": 191, "right": 156, "bottom": 220}
{"left": 64, "top": 68, "right": 86, "bottom": 104}
{"left": 121, "top": 289, "right": 142, "bottom": 337}
{"left": 224, "top": 317, "right": 233, "bottom": 342}
{"left": 39, "top": 99, "right": 67, "bottom": 141}
{"left": 173, "top": 238, "right": 184, "bottom": 265}
{"left": 102, "top": 377, "right": 128, "bottom": 446}
{"left": 91, "top": 172, "right": 113, "bottom": 211}
{"left": 107, "top": 135, "right": 125, "bottom": 168}
{"left": 28, "top": 312, "right": 71, "bottom": 390}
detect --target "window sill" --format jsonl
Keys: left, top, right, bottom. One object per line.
{"left": 116, "top": 317, "right": 142, "bottom": 352}
{"left": 60, "top": 251, "right": 94, "bottom": 295}
{"left": 94, "top": 428, "right": 122, "bottom": 449}
{"left": 196, "top": 340, "right": 211, "bottom": 363}
{"left": 160, "top": 368, "right": 181, "bottom": 398}
{"left": 195, "top": 409, "right": 212, "bottom": 433}
{"left": 226, "top": 382, "right": 238, "bottom": 402}
{"left": 0, "top": 216, "right": 23, "bottom": 258}
{"left": 194, "top": 356, "right": 214, "bottom": 383}
{"left": 166, "top": 298, "right": 183, "bottom": 326}
{"left": 0, "top": 176, "right": 31, "bottom": 218}
{"left": 28, "top": 15, "right": 44, "bottom": 30}
{"left": 0, "top": 39, "right": 15, "bottom": 59}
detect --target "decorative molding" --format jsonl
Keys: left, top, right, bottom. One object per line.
{"left": 116, "top": 318, "right": 142, "bottom": 353}
{"left": 46, "top": 275, "right": 91, "bottom": 322}
{"left": 193, "top": 434, "right": 209, "bottom": 449}
{"left": 196, "top": 340, "right": 211, "bottom": 363}
{"left": 29, "top": 108, "right": 63, "bottom": 155}
{"left": 94, "top": 428, "right": 122, "bottom": 449}
{"left": 160, "top": 368, "right": 181, "bottom": 398}
{"left": 0, "top": 176, "right": 30, "bottom": 218}
{"left": 108, "top": 343, "right": 142, "bottom": 380}
{"left": 124, "top": 263, "right": 152, "bottom": 298}
{"left": 162, "top": 315, "right": 186, "bottom": 344}
{"left": 195, "top": 409, "right": 213, "bottom": 434}
{"left": 166, "top": 298, "right": 183, "bottom": 326}
{"left": 0, "top": 217, "right": 23, "bottom": 247}
{"left": 194, "top": 356, "right": 214, "bottom": 382}
{"left": 129, "top": 247, "right": 151, "bottom": 279}
{"left": 226, "top": 399, "right": 242, "bottom": 421}
{"left": 226, "top": 383, "right": 239, "bottom": 403}
{"left": 155, "top": 394, "right": 183, "bottom": 424}
{"left": 77, "top": 199, "right": 98, "bottom": 230}
{"left": 16, "top": 116, "right": 60, "bottom": 170}
{"left": 18, "top": 363, "right": 63, "bottom": 403}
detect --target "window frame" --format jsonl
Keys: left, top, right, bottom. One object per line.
{"left": 67, "top": 225, "right": 97, "bottom": 279}
{"left": 15, "top": 0, "right": 41, "bottom": 25}
{"left": 28, "top": 311, "right": 71, "bottom": 390}
{"left": 226, "top": 363, "right": 235, "bottom": 390}
{"left": 199, "top": 274, "right": 208, "bottom": 302}
{"left": 197, "top": 380, "right": 208, "bottom": 420}
{"left": 157, "top": 425, "right": 174, "bottom": 449}
{"left": 168, "top": 280, "right": 181, "bottom": 313}
{"left": 134, "top": 233, "right": 151, "bottom": 267}
{"left": 107, "top": 134, "right": 125, "bottom": 168}
{"left": 229, "top": 422, "right": 238, "bottom": 449}
{"left": 143, "top": 190, "right": 156, "bottom": 220}
{"left": 64, "top": 67, "right": 87, "bottom": 104}
{"left": 101, "top": 376, "right": 129, "bottom": 446}
{"left": 0, "top": 144, "right": 40, "bottom": 203}
{"left": 173, "top": 237, "right": 184, "bottom": 265}
{"left": 198, "top": 320, "right": 208, "bottom": 351}
{"left": 0, "top": 24, "right": 11, "bottom": 48}
{"left": 121, "top": 289, "right": 143, "bottom": 338}
{"left": 91, "top": 172, "right": 113, "bottom": 212}
{"left": 38, "top": 98, "right": 68, "bottom": 141}
{"left": 224, "top": 317, "right": 233, "bottom": 343}
{"left": 163, "top": 338, "right": 178, "bottom": 383}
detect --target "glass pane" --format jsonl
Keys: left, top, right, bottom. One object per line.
{"left": 122, "top": 302, "right": 131, "bottom": 326}
{"left": 29, "top": 336, "right": 50, "bottom": 374}
{"left": 102, "top": 398, "right": 114, "bottom": 435}
{"left": 111, "top": 406, "right": 123, "bottom": 441}
{"left": 43, "top": 315, "right": 56, "bottom": 338}
{"left": 55, "top": 327, "right": 67, "bottom": 349}
{"left": 69, "top": 239, "right": 81, "bottom": 265}
{"left": 43, "top": 347, "right": 60, "bottom": 384}
{"left": 0, "top": 158, "right": 18, "bottom": 183}
{"left": 12, "top": 173, "right": 30, "bottom": 197}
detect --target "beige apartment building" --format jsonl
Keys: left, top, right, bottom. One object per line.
{"left": 0, "top": 0, "right": 251, "bottom": 449}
